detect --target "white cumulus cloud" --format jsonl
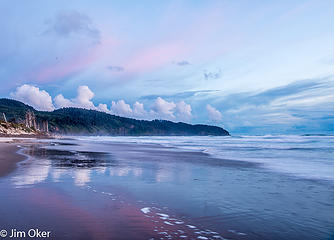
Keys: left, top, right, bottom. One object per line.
{"left": 176, "top": 101, "right": 192, "bottom": 120}
{"left": 152, "top": 97, "right": 176, "bottom": 119}
{"left": 11, "top": 84, "right": 55, "bottom": 111}
{"left": 97, "top": 103, "right": 110, "bottom": 113}
{"left": 54, "top": 94, "right": 75, "bottom": 108}
{"left": 133, "top": 101, "right": 147, "bottom": 118}
{"left": 76, "top": 85, "right": 96, "bottom": 109}
{"left": 110, "top": 100, "right": 133, "bottom": 117}
{"left": 54, "top": 85, "right": 96, "bottom": 110}
{"left": 53, "top": 86, "right": 149, "bottom": 119}
{"left": 11, "top": 84, "right": 195, "bottom": 123}
{"left": 206, "top": 104, "right": 222, "bottom": 121}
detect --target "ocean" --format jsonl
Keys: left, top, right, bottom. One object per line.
{"left": 1, "top": 135, "right": 334, "bottom": 239}
{"left": 82, "top": 135, "right": 334, "bottom": 183}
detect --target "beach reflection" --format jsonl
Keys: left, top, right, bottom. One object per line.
{"left": 156, "top": 166, "right": 172, "bottom": 182}
{"left": 51, "top": 168, "right": 67, "bottom": 182}
{"left": 11, "top": 145, "right": 118, "bottom": 188}
{"left": 109, "top": 166, "right": 143, "bottom": 177}
{"left": 74, "top": 169, "right": 91, "bottom": 186}
{"left": 11, "top": 144, "right": 149, "bottom": 188}
{"left": 12, "top": 159, "right": 51, "bottom": 186}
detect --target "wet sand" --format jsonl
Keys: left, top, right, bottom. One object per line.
{"left": 0, "top": 142, "right": 25, "bottom": 177}
{"left": 1, "top": 137, "right": 334, "bottom": 240}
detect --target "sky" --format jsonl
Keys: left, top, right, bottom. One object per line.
{"left": 1, "top": 0, "right": 334, "bottom": 134}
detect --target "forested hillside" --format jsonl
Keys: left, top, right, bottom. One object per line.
{"left": 0, "top": 98, "right": 229, "bottom": 136}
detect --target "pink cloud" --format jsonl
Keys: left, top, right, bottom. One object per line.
{"left": 34, "top": 49, "right": 99, "bottom": 83}
{"left": 31, "top": 37, "right": 117, "bottom": 83}
{"left": 123, "top": 42, "right": 187, "bottom": 74}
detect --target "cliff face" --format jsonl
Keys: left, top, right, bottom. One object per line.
{"left": 0, "top": 121, "right": 36, "bottom": 136}
{"left": 24, "top": 110, "right": 49, "bottom": 132}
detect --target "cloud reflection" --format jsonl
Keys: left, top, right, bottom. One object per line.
{"left": 74, "top": 169, "right": 91, "bottom": 186}
{"left": 12, "top": 159, "right": 51, "bottom": 187}
{"left": 109, "top": 166, "right": 143, "bottom": 177}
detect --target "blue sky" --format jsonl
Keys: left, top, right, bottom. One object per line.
{"left": 1, "top": 0, "right": 334, "bottom": 134}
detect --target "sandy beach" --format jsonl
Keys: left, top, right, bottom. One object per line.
{"left": 0, "top": 141, "right": 25, "bottom": 177}
{"left": 1, "top": 136, "right": 334, "bottom": 240}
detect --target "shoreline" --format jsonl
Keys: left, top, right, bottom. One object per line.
{"left": 0, "top": 141, "right": 27, "bottom": 177}
{"left": 0, "top": 133, "right": 53, "bottom": 138}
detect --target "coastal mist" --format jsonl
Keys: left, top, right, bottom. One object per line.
{"left": 0, "top": 136, "right": 334, "bottom": 240}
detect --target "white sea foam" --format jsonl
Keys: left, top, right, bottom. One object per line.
{"left": 157, "top": 213, "right": 169, "bottom": 218}
{"left": 0, "top": 137, "right": 13, "bottom": 142}
{"left": 164, "top": 221, "right": 174, "bottom": 225}
{"left": 229, "top": 229, "right": 247, "bottom": 236}
{"left": 141, "top": 207, "right": 151, "bottom": 214}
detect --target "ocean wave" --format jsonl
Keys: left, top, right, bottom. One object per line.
{"left": 73, "top": 135, "right": 334, "bottom": 183}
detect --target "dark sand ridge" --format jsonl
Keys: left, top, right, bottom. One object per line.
{"left": 0, "top": 142, "right": 26, "bottom": 177}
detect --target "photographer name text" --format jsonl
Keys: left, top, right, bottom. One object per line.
{"left": 0, "top": 229, "right": 51, "bottom": 238}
